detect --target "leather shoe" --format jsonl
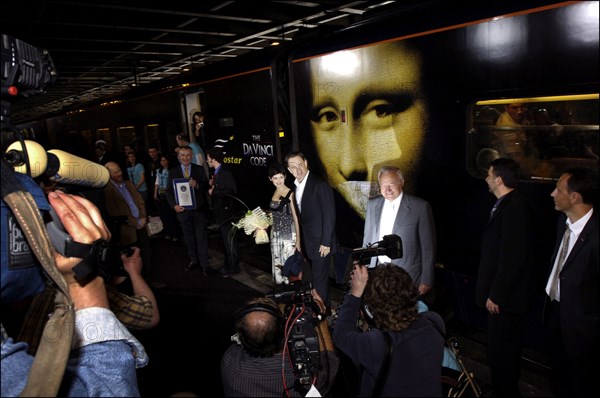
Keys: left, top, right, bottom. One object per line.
{"left": 184, "top": 262, "right": 197, "bottom": 272}
{"left": 221, "top": 268, "right": 241, "bottom": 278}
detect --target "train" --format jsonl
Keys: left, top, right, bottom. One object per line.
{"left": 5, "top": 1, "right": 599, "bottom": 334}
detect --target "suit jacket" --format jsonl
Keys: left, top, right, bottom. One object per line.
{"left": 363, "top": 193, "right": 436, "bottom": 287}
{"left": 547, "top": 211, "right": 599, "bottom": 358}
{"left": 166, "top": 163, "right": 208, "bottom": 211}
{"left": 209, "top": 165, "right": 237, "bottom": 224}
{"left": 104, "top": 180, "right": 147, "bottom": 246}
{"left": 475, "top": 190, "right": 534, "bottom": 313}
{"left": 295, "top": 172, "right": 336, "bottom": 260}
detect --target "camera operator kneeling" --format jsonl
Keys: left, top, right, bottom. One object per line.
{"left": 221, "top": 291, "right": 339, "bottom": 397}
{"left": 334, "top": 263, "right": 445, "bottom": 397}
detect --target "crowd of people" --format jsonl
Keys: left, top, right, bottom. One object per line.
{"left": 2, "top": 115, "right": 598, "bottom": 397}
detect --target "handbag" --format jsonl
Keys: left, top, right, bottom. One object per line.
{"left": 146, "top": 215, "right": 164, "bottom": 236}
{"left": 283, "top": 250, "right": 305, "bottom": 277}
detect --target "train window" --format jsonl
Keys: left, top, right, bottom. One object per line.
{"left": 117, "top": 126, "right": 136, "bottom": 150}
{"left": 145, "top": 124, "right": 160, "bottom": 148}
{"left": 80, "top": 129, "right": 93, "bottom": 149}
{"left": 468, "top": 94, "right": 599, "bottom": 181}
{"left": 96, "top": 128, "right": 112, "bottom": 149}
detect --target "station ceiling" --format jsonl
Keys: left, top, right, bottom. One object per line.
{"left": 3, "top": 0, "right": 431, "bottom": 124}
{"left": 2, "top": 0, "right": 564, "bottom": 125}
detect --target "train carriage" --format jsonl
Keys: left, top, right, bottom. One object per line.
{"left": 6, "top": 1, "right": 598, "bottom": 333}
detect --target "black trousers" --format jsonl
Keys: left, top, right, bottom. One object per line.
{"left": 218, "top": 222, "right": 239, "bottom": 272}
{"left": 547, "top": 300, "right": 596, "bottom": 397}
{"left": 177, "top": 210, "right": 209, "bottom": 269}
{"left": 305, "top": 253, "right": 331, "bottom": 309}
{"left": 487, "top": 310, "right": 523, "bottom": 396}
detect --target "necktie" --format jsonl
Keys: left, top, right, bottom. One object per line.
{"left": 490, "top": 200, "right": 500, "bottom": 219}
{"left": 184, "top": 167, "right": 190, "bottom": 178}
{"left": 549, "top": 225, "right": 570, "bottom": 301}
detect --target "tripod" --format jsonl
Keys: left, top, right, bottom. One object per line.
{"left": 446, "top": 337, "right": 482, "bottom": 397}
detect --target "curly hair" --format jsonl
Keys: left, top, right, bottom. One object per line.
{"left": 363, "top": 264, "right": 419, "bottom": 332}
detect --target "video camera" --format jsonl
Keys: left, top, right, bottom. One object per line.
{"left": 47, "top": 207, "right": 131, "bottom": 283}
{"left": 1, "top": 33, "right": 57, "bottom": 129}
{"left": 1, "top": 35, "right": 119, "bottom": 293}
{"left": 352, "top": 234, "right": 403, "bottom": 265}
{"left": 267, "top": 282, "right": 324, "bottom": 391}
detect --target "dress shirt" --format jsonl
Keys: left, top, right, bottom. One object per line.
{"left": 294, "top": 170, "right": 309, "bottom": 212}
{"left": 378, "top": 193, "right": 402, "bottom": 263}
{"left": 1, "top": 308, "right": 148, "bottom": 397}
{"left": 545, "top": 208, "right": 594, "bottom": 301}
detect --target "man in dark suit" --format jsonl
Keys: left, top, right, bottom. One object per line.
{"left": 285, "top": 151, "right": 336, "bottom": 308}
{"left": 206, "top": 147, "right": 239, "bottom": 277}
{"left": 166, "top": 145, "right": 210, "bottom": 274}
{"left": 475, "top": 157, "right": 534, "bottom": 397}
{"left": 362, "top": 166, "right": 436, "bottom": 297}
{"left": 544, "top": 166, "right": 598, "bottom": 397}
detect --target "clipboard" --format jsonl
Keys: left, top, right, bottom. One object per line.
{"left": 173, "top": 178, "right": 196, "bottom": 209}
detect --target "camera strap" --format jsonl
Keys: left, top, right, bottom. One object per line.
{"left": 371, "top": 331, "right": 393, "bottom": 398}
{"left": 1, "top": 160, "right": 74, "bottom": 397}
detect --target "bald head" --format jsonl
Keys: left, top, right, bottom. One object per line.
{"left": 105, "top": 161, "right": 123, "bottom": 182}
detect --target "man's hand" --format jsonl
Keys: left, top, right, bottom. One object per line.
{"left": 121, "top": 247, "right": 143, "bottom": 276}
{"left": 349, "top": 263, "right": 369, "bottom": 298}
{"left": 418, "top": 284, "right": 432, "bottom": 296}
{"left": 47, "top": 191, "right": 110, "bottom": 280}
{"left": 137, "top": 218, "right": 147, "bottom": 230}
{"left": 47, "top": 191, "right": 110, "bottom": 309}
{"left": 319, "top": 245, "right": 330, "bottom": 257}
{"left": 486, "top": 298, "right": 500, "bottom": 315}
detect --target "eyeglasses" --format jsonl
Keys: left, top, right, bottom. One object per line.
{"left": 379, "top": 183, "right": 398, "bottom": 189}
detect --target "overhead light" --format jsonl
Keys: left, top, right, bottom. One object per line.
{"left": 271, "top": 26, "right": 284, "bottom": 46}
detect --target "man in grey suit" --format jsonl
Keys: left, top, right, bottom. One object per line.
{"left": 362, "top": 166, "right": 436, "bottom": 297}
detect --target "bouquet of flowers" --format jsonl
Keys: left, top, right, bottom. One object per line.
{"left": 232, "top": 206, "right": 272, "bottom": 244}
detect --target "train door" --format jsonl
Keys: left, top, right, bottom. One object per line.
{"left": 180, "top": 89, "right": 205, "bottom": 142}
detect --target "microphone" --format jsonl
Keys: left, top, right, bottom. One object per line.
{"left": 5, "top": 140, "right": 110, "bottom": 188}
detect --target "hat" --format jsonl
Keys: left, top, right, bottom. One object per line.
{"left": 95, "top": 139, "right": 107, "bottom": 147}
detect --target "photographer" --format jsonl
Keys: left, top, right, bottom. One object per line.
{"left": 333, "top": 263, "right": 445, "bottom": 397}
{"left": 220, "top": 289, "right": 339, "bottom": 397}
{"left": 17, "top": 246, "right": 160, "bottom": 355}
{"left": 1, "top": 187, "right": 148, "bottom": 396}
